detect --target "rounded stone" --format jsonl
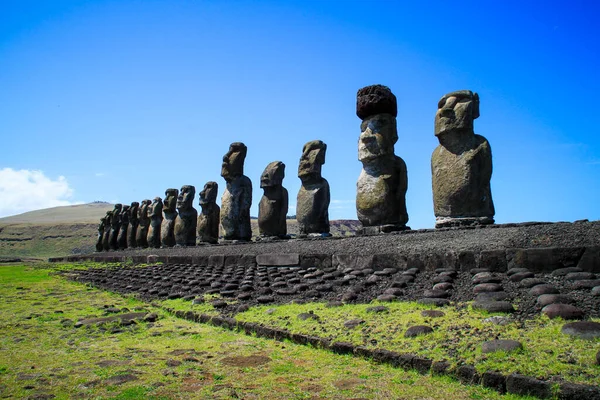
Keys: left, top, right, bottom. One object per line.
{"left": 418, "top": 298, "right": 450, "bottom": 307}
{"left": 591, "top": 286, "right": 600, "bottom": 296}
{"left": 356, "top": 84, "right": 397, "bottom": 119}
{"left": 404, "top": 325, "right": 434, "bottom": 338}
{"left": 529, "top": 284, "right": 559, "bottom": 296}
{"left": 481, "top": 339, "right": 523, "bottom": 354}
{"left": 376, "top": 294, "right": 397, "bottom": 302}
{"left": 344, "top": 319, "right": 365, "bottom": 329}
{"left": 383, "top": 288, "right": 403, "bottom": 296}
{"left": 424, "top": 289, "right": 450, "bottom": 298}
{"left": 473, "top": 283, "right": 503, "bottom": 293}
{"left": 561, "top": 321, "right": 600, "bottom": 339}
{"left": 470, "top": 268, "right": 491, "bottom": 275}
{"left": 341, "top": 292, "right": 358, "bottom": 302}
{"left": 421, "top": 310, "right": 445, "bottom": 318}
{"left": 256, "top": 295, "right": 274, "bottom": 304}
{"left": 476, "top": 292, "right": 511, "bottom": 302}
{"left": 473, "top": 300, "right": 515, "bottom": 313}
{"left": 519, "top": 278, "right": 547, "bottom": 288}
{"left": 573, "top": 279, "right": 600, "bottom": 289}
{"left": 536, "top": 294, "right": 574, "bottom": 307}
{"left": 551, "top": 267, "right": 582, "bottom": 277}
{"left": 433, "top": 275, "right": 454, "bottom": 284}
{"left": 565, "top": 272, "right": 596, "bottom": 281}
{"left": 473, "top": 272, "right": 502, "bottom": 285}
{"left": 507, "top": 268, "right": 530, "bottom": 276}
{"left": 366, "top": 305, "right": 389, "bottom": 313}
{"left": 509, "top": 272, "right": 535, "bottom": 282}
{"left": 432, "top": 282, "right": 453, "bottom": 291}
{"left": 542, "top": 304, "right": 584, "bottom": 320}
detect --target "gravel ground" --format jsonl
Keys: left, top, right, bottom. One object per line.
{"left": 97, "top": 220, "right": 600, "bottom": 259}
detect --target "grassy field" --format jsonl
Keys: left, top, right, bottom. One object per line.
{"left": 0, "top": 263, "right": 537, "bottom": 399}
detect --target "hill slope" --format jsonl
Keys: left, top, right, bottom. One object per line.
{"left": 0, "top": 203, "right": 360, "bottom": 259}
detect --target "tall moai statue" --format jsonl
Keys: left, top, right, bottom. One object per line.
{"left": 297, "top": 140, "right": 330, "bottom": 237}
{"left": 117, "top": 205, "right": 130, "bottom": 250}
{"left": 432, "top": 90, "right": 494, "bottom": 228}
{"left": 136, "top": 199, "right": 151, "bottom": 248}
{"left": 220, "top": 142, "right": 252, "bottom": 241}
{"left": 108, "top": 204, "right": 123, "bottom": 250}
{"left": 161, "top": 188, "right": 178, "bottom": 247}
{"left": 355, "top": 85, "right": 409, "bottom": 233}
{"left": 175, "top": 185, "right": 197, "bottom": 246}
{"left": 258, "top": 161, "right": 288, "bottom": 238}
{"left": 102, "top": 211, "right": 112, "bottom": 251}
{"left": 127, "top": 201, "right": 139, "bottom": 248}
{"left": 147, "top": 197, "right": 163, "bottom": 248}
{"left": 96, "top": 216, "right": 106, "bottom": 252}
{"left": 197, "top": 182, "right": 220, "bottom": 244}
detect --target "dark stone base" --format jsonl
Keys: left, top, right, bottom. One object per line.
{"left": 435, "top": 216, "right": 494, "bottom": 229}
{"left": 359, "top": 224, "right": 410, "bottom": 235}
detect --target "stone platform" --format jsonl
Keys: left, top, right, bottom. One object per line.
{"left": 51, "top": 221, "right": 600, "bottom": 273}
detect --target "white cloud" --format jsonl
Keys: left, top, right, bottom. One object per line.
{"left": 0, "top": 168, "right": 78, "bottom": 217}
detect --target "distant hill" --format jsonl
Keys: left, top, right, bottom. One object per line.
{"left": 0, "top": 203, "right": 361, "bottom": 259}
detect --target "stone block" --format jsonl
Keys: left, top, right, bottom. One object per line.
{"left": 191, "top": 256, "right": 208, "bottom": 266}
{"left": 458, "top": 251, "right": 477, "bottom": 271}
{"left": 167, "top": 256, "right": 193, "bottom": 264}
{"left": 507, "top": 247, "right": 585, "bottom": 273}
{"left": 577, "top": 246, "right": 600, "bottom": 273}
{"left": 332, "top": 254, "right": 374, "bottom": 270}
{"left": 208, "top": 254, "right": 225, "bottom": 267}
{"left": 506, "top": 374, "right": 551, "bottom": 398}
{"left": 300, "top": 254, "right": 331, "bottom": 269}
{"left": 479, "top": 250, "right": 507, "bottom": 272}
{"left": 373, "top": 253, "right": 408, "bottom": 270}
{"left": 256, "top": 253, "right": 299, "bottom": 266}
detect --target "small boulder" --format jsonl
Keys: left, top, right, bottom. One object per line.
{"left": 481, "top": 339, "right": 523, "bottom": 354}
{"left": 344, "top": 319, "right": 365, "bottom": 329}
{"left": 421, "top": 310, "right": 445, "bottom": 318}
{"left": 561, "top": 321, "right": 600, "bottom": 339}
{"left": 405, "top": 325, "right": 433, "bottom": 338}
{"left": 473, "top": 283, "right": 503, "bottom": 293}
{"left": 529, "top": 284, "right": 559, "bottom": 296}
{"left": 542, "top": 304, "right": 584, "bottom": 320}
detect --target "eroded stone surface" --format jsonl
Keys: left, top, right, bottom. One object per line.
{"left": 175, "top": 186, "right": 197, "bottom": 247}
{"left": 197, "top": 182, "right": 220, "bottom": 244}
{"left": 258, "top": 161, "right": 288, "bottom": 238}
{"left": 108, "top": 204, "right": 122, "bottom": 251}
{"left": 147, "top": 197, "right": 163, "bottom": 249}
{"left": 542, "top": 304, "right": 584, "bottom": 320}
{"left": 297, "top": 140, "right": 330, "bottom": 236}
{"left": 221, "top": 142, "right": 252, "bottom": 241}
{"left": 127, "top": 202, "right": 139, "bottom": 249}
{"left": 561, "top": 321, "right": 600, "bottom": 339}
{"left": 136, "top": 200, "right": 151, "bottom": 248}
{"left": 481, "top": 339, "right": 522, "bottom": 354}
{"left": 161, "top": 189, "right": 178, "bottom": 248}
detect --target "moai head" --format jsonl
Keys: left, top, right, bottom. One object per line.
{"left": 221, "top": 142, "right": 247, "bottom": 182}
{"left": 163, "top": 188, "right": 179, "bottom": 213}
{"left": 149, "top": 197, "right": 163, "bottom": 217}
{"left": 357, "top": 85, "right": 398, "bottom": 163}
{"left": 298, "top": 140, "right": 326, "bottom": 183}
{"left": 139, "top": 199, "right": 151, "bottom": 218}
{"left": 199, "top": 182, "right": 218, "bottom": 205}
{"left": 177, "top": 185, "right": 195, "bottom": 210}
{"left": 261, "top": 161, "right": 285, "bottom": 189}
{"left": 129, "top": 202, "right": 139, "bottom": 219}
{"left": 435, "top": 90, "right": 479, "bottom": 139}
{"left": 121, "top": 205, "right": 130, "bottom": 221}
{"left": 112, "top": 203, "right": 122, "bottom": 215}
{"left": 105, "top": 211, "right": 113, "bottom": 224}
{"left": 99, "top": 217, "right": 106, "bottom": 230}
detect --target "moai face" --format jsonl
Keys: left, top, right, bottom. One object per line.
{"left": 435, "top": 90, "right": 479, "bottom": 138}
{"left": 358, "top": 114, "right": 398, "bottom": 162}
{"left": 298, "top": 140, "right": 326, "bottom": 182}
{"left": 260, "top": 161, "right": 285, "bottom": 188}
{"left": 113, "top": 203, "right": 122, "bottom": 215}
{"left": 121, "top": 205, "right": 130, "bottom": 218}
{"left": 105, "top": 211, "right": 113, "bottom": 223}
{"left": 149, "top": 197, "right": 163, "bottom": 217}
{"left": 221, "top": 142, "right": 247, "bottom": 181}
{"left": 199, "top": 182, "right": 218, "bottom": 205}
{"left": 177, "top": 185, "right": 195, "bottom": 210}
{"left": 163, "top": 189, "right": 178, "bottom": 213}
{"left": 139, "top": 199, "right": 150, "bottom": 217}
{"left": 129, "top": 202, "right": 139, "bottom": 217}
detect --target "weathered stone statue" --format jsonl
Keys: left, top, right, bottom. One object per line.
{"left": 108, "top": 204, "right": 122, "bottom": 250}
{"left": 175, "top": 185, "right": 197, "bottom": 246}
{"left": 258, "top": 161, "right": 288, "bottom": 238}
{"left": 136, "top": 199, "right": 151, "bottom": 248}
{"left": 161, "top": 188, "right": 178, "bottom": 248}
{"left": 197, "top": 182, "right": 220, "bottom": 244}
{"left": 432, "top": 90, "right": 494, "bottom": 228}
{"left": 355, "top": 85, "right": 409, "bottom": 233}
{"left": 221, "top": 142, "right": 252, "bottom": 241}
{"left": 117, "top": 205, "right": 130, "bottom": 250}
{"left": 102, "top": 211, "right": 112, "bottom": 251}
{"left": 127, "top": 201, "right": 139, "bottom": 248}
{"left": 96, "top": 217, "right": 106, "bottom": 252}
{"left": 147, "top": 197, "right": 163, "bottom": 248}
{"left": 297, "top": 140, "right": 330, "bottom": 236}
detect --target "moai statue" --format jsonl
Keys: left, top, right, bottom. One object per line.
{"left": 96, "top": 217, "right": 106, "bottom": 252}
{"left": 258, "top": 161, "right": 288, "bottom": 238}
{"left": 220, "top": 142, "right": 252, "bottom": 241}
{"left": 175, "top": 185, "right": 197, "bottom": 246}
{"left": 356, "top": 85, "right": 409, "bottom": 233}
{"left": 432, "top": 90, "right": 494, "bottom": 228}
{"left": 136, "top": 199, "right": 151, "bottom": 248}
{"left": 108, "top": 204, "right": 123, "bottom": 250}
{"left": 197, "top": 182, "right": 220, "bottom": 244}
{"left": 102, "top": 211, "right": 112, "bottom": 251}
{"left": 161, "top": 188, "right": 178, "bottom": 248}
{"left": 117, "top": 205, "right": 130, "bottom": 250}
{"left": 127, "top": 201, "right": 139, "bottom": 248}
{"left": 147, "top": 197, "right": 163, "bottom": 248}
{"left": 297, "top": 140, "right": 330, "bottom": 237}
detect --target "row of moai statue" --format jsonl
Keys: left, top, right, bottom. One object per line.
{"left": 96, "top": 85, "right": 494, "bottom": 250}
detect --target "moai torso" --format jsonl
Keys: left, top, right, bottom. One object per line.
{"left": 127, "top": 202, "right": 139, "bottom": 248}
{"left": 431, "top": 90, "right": 494, "bottom": 228}
{"left": 297, "top": 140, "right": 330, "bottom": 236}
{"left": 355, "top": 85, "right": 408, "bottom": 232}
{"left": 175, "top": 186, "right": 197, "bottom": 246}
{"left": 136, "top": 200, "right": 151, "bottom": 248}
{"left": 220, "top": 142, "right": 252, "bottom": 241}
{"left": 117, "top": 205, "right": 130, "bottom": 250}
{"left": 161, "top": 189, "right": 178, "bottom": 247}
{"left": 148, "top": 197, "right": 163, "bottom": 248}
{"left": 96, "top": 217, "right": 106, "bottom": 252}
{"left": 102, "top": 212, "right": 112, "bottom": 251}
{"left": 109, "top": 204, "right": 122, "bottom": 250}
{"left": 258, "top": 161, "right": 288, "bottom": 237}
{"left": 197, "top": 182, "right": 220, "bottom": 244}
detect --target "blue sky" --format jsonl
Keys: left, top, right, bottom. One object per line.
{"left": 1, "top": 0, "right": 598, "bottom": 228}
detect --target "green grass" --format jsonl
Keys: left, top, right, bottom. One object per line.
{"left": 0, "top": 264, "right": 535, "bottom": 399}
